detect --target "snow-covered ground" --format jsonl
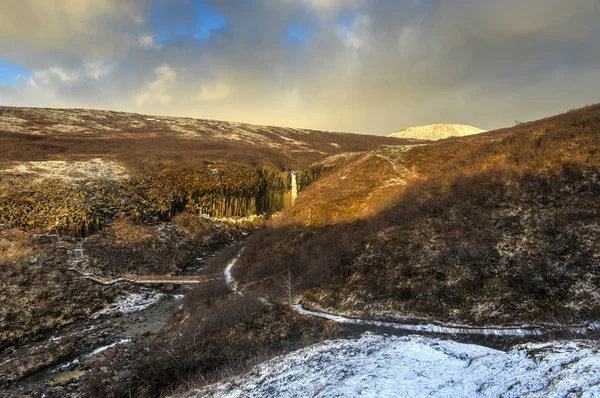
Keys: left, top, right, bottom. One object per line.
{"left": 1, "top": 158, "right": 129, "bottom": 183}
{"left": 224, "top": 249, "right": 244, "bottom": 295}
{"left": 189, "top": 334, "right": 600, "bottom": 398}
{"left": 294, "top": 304, "right": 600, "bottom": 337}
{"left": 95, "top": 289, "right": 167, "bottom": 317}
{"left": 215, "top": 245, "right": 600, "bottom": 397}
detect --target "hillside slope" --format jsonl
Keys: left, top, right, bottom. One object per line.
{"left": 236, "top": 104, "right": 600, "bottom": 325}
{"left": 0, "top": 107, "right": 408, "bottom": 387}
{"left": 0, "top": 106, "right": 406, "bottom": 169}
{"left": 29, "top": 104, "right": 599, "bottom": 398}
{"left": 0, "top": 106, "right": 410, "bottom": 234}
{"left": 390, "top": 123, "right": 485, "bottom": 140}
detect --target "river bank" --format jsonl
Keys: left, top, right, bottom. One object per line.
{"left": 1, "top": 241, "right": 236, "bottom": 397}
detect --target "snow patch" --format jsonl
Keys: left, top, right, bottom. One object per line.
{"left": 224, "top": 248, "right": 244, "bottom": 295}
{"left": 193, "top": 334, "right": 600, "bottom": 398}
{"left": 95, "top": 289, "right": 166, "bottom": 317}
{"left": 293, "top": 304, "right": 548, "bottom": 336}
{"left": 86, "top": 339, "right": 131, "bottom": 357}
{"left": 1, "top": 158, "right": 129, "bottom": 183}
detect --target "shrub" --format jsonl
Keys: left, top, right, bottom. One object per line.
{"left": 172, "top": 212, "right": 211, "bottom": 240}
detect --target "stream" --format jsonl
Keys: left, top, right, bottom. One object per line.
{"left": 7, "top": 242, "right": 600, "bottom": 396}
{"left": 4, "top": 245, "right": 227, "bottom": 395}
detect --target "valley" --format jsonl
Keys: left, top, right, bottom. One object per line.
{"left": 0, "top": 105, "right": 599, "bottom": 397}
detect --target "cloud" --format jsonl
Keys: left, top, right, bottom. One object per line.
{"left": 195, "top": 81, "right": 234, "bottom": 101}
{"left": 138, "top": 34, "right": 162, "bottom": 50}
{"left": 136, "top": 64, "right": 177, "bottom": 107}
{"left": 0, "top": 0, "right": 599, "bottom": 134}
{"left": 294, "top": 0, "right": 363, "bottom": 15}
{"left": 0, "top": 0, "right": 148, "bottom": 66}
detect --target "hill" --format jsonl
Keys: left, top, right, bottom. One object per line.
{"left": 3, "top": 104, "right": 599, "bottom": 397}
{"left": 0, "top": 106, "right": 410, "bottom": 388}
{"left": 235, "top": 104, "right": 600, "bottom": 325}
{"left": 0, "top": 106, "right": 410, "bottom": 235}
{"left": 0, "top": 106, "right": 406, "bottom": 169}
{"left": 389, "top": 123, "right": 485, "bottom": 140}
{"left": 192, "top": 335, "right": 600, "bottom": 398}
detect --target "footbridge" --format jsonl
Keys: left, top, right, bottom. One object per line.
{"left": 122, "top": 273, "right": 223, "bottom": 285}
{"left": 68, "top": 266, "right": 222, "bottom": 286}
{"left": 44, "top": 234, "right": 224, "bottom": 287}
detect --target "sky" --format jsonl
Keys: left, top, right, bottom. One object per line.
{"left": 0, "top": 0, "right": 599, "bottom": 135}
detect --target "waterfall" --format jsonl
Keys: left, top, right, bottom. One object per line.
{"left": 291, "top": 171, "right": 298, "bottom": 202}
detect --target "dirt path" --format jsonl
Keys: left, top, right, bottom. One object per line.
{"left": 292, "top": 303, "right": 600, "bottom": 338}
{"left": 221, "top": 251, "right": 600, "bottom": 340}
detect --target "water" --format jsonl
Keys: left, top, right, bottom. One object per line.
{"left": 9, "top": 243, "right": 234, "bottom": 391}
{"left": 291, "top": 171, "right": 298, "bottom": 202}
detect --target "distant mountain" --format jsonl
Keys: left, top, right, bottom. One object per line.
{"left": 389, "top": 124, "right": 485, "bottom": 140}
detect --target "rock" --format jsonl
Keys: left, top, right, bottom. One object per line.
{"left": 102, "top": 348, "right": 117, "bottom": 359}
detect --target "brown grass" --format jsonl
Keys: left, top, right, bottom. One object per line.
{"left": 81, "top": 292, "right": 338, "bottom": 398}
{"left": 234, "top": 104, "right": 600, "bottom": 325}
{"left": 172, "top": 212, "right": 212, "bottom": 240}
{"left": 0, "top": 106, "right": 409, "bottom": 170}
{"left": 109, "top": 217, "right": 157, "bottom": 244}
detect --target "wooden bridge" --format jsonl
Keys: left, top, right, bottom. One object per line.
{"left": 39, "top": 233, "right": 223, "bottom": 287}
{"left": 68, "top": 266, "right": 222, "bottom": 286}
{"left": 122, "top": 273, "right": 223, "bottom": 285}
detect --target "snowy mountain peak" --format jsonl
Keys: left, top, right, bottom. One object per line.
{"left": 389, "top": 124, "right": 485, "bottom": 141}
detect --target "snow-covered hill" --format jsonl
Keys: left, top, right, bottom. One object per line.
{"left": 189, "top": 334, "right": 600, "bottom": 398}
{"left": 389, "top": 124, "right": 485, "bottom": 140}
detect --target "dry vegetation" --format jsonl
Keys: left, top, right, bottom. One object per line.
{"left": 81, "top": 283, "right": 339, "bottom": 398}
{"left": 3, "top": 105, "right": 599, "bottom": 397}
{"left": 0, "top": 229, "right": 110, "bottom": 346}
{"left": 0, "top": 106, "right": 415, "bottom": 396}
{"left": 0, "top": 215, "right": 248, "bottom": 350}
{"left": 0, "top": 107, "right": 408, "bottom": 237}
{"left": 0, "top": 106, "right": 407, "bottom": 170}
{"left": 235, "top": 104, "right": 600, "bottom": 325}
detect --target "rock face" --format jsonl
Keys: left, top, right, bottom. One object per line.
{"left": 389, "top": 124, "right": 485, "bottom": 140}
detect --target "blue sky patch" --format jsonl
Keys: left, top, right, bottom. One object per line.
{"left": 151, "top": 0, "right": 228, "bottom": 43}
{"left": 0, "top": 61, "right": 33, "bottom": 86}
{"left": 284, "top": 11, "right": 316, "bottom": 48}
{"left": 285, "top": 26, "right": 313, "bottom": 45}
